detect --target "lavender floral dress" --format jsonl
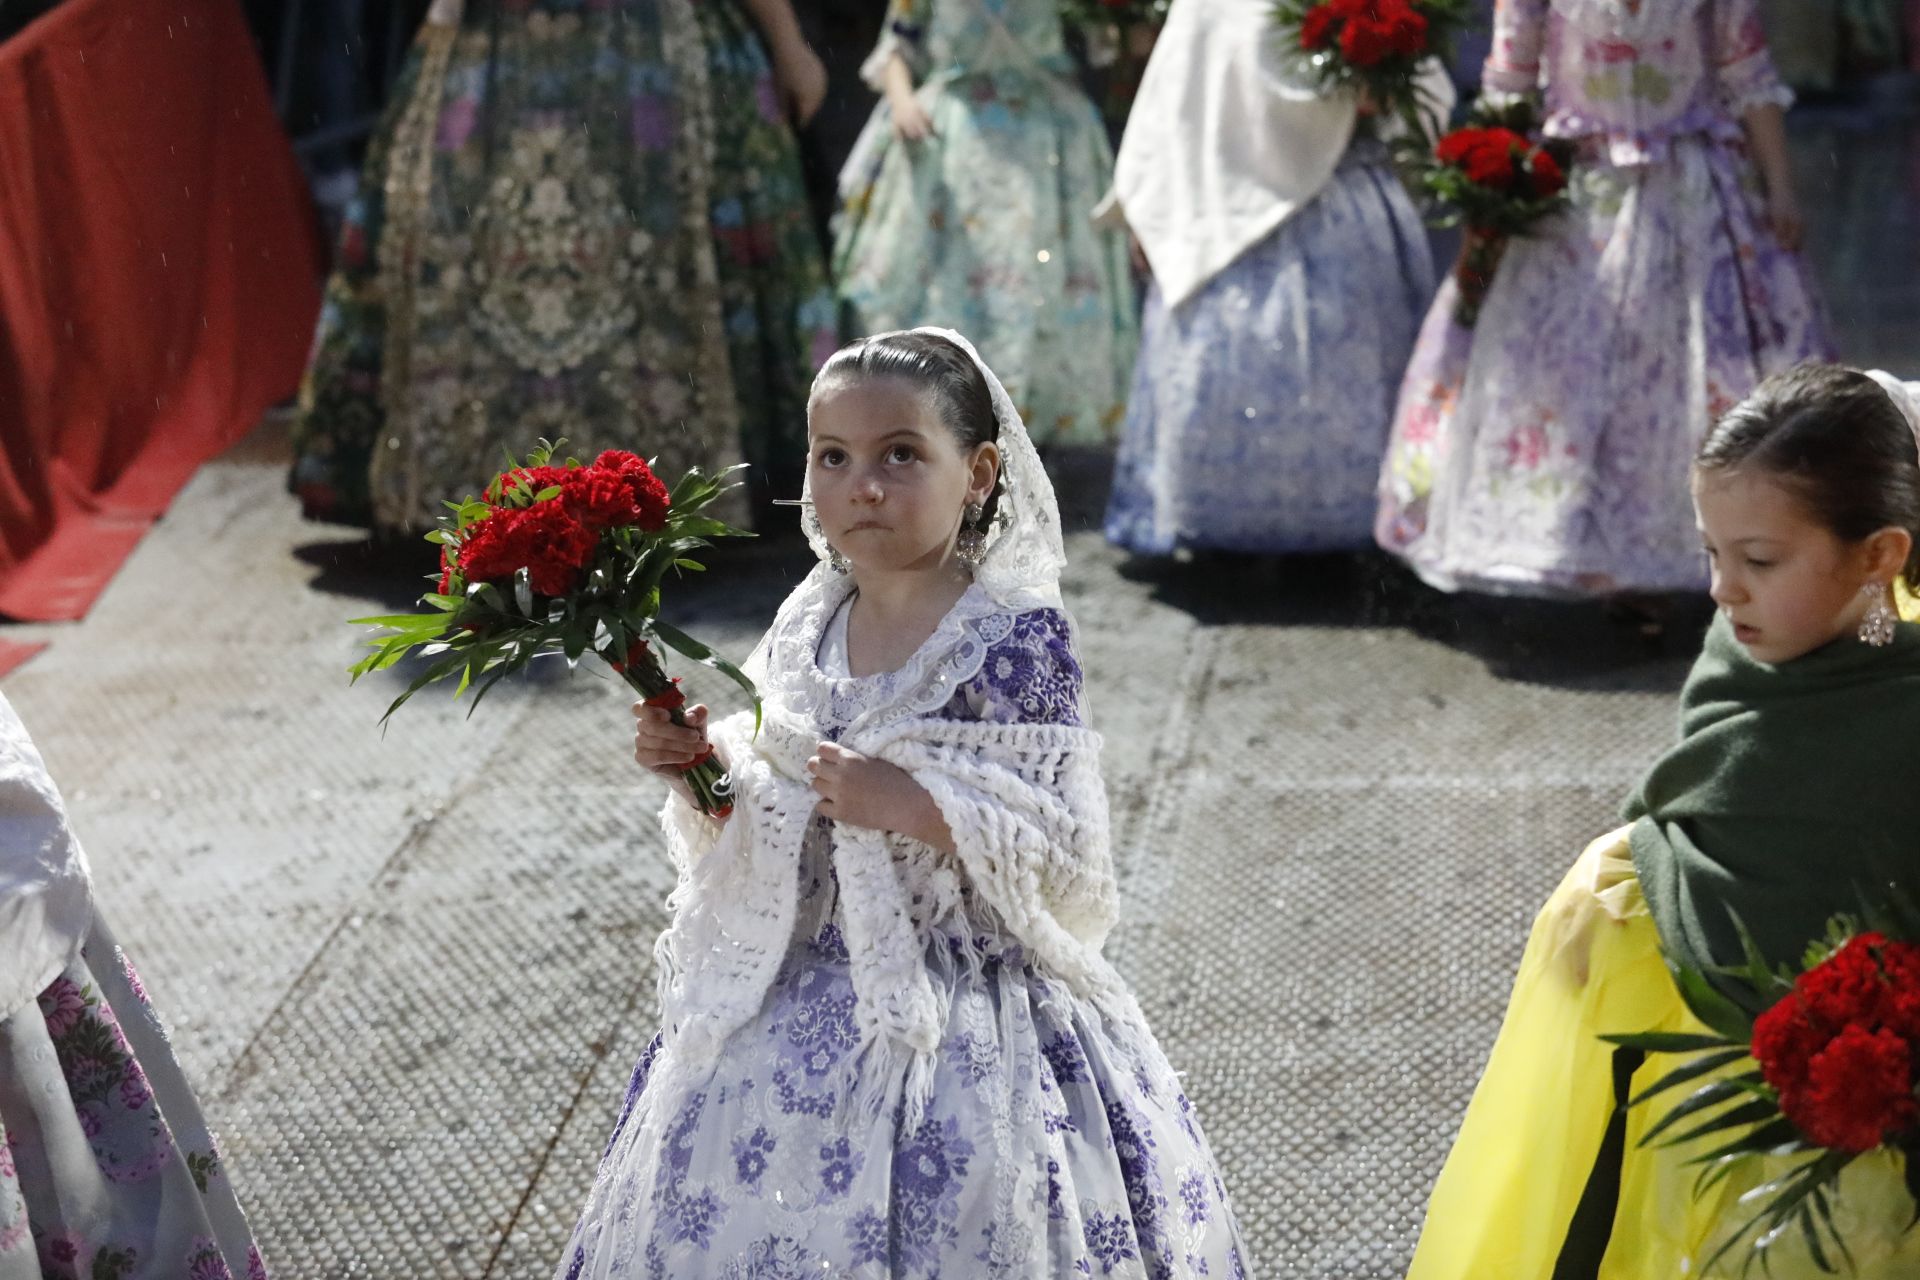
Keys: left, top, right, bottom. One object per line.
{"left": 0, "top": 916, "right": 267, "bottom": 1280}
{"left": 1106, "top": 136, "right": 1435, "bottom": 556}
{"left": 1374, "top": 0, "right": 1832, "bottom": 597}
{"left": 559, "top": 604, "right": 1251, "bottom": 1278}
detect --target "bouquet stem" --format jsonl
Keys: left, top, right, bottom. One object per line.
{"left": 1453, "top": 225, "right": 1508, "bottom": 329}
{"left": 607, "top": 643, "right": 734, "bottom": 818}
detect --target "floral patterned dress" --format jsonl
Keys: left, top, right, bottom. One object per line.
{"left": 0, "top": 916, "right": 267, "bottom": 1280}
{"left": 289, "top": 0, "right": 837, "bottom": 532}
{"left": 557, "top": 603, "right": 1251, "bottom": 1278}
{"left": 832, "top": 0, "right": 1138, "bottom": 447}
{"left": 1106, "top": 135, "right": 1435, "bottom": 556}
{"left": 1373, "top": 0, "right": 1832, "bottom": 597}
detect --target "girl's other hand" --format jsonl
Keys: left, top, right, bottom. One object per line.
{"left": 806, "top": 741, "right": 953, "bottom": 849}
{"left": 774, "top": 43, "right": 829, "bottom": 127}
{"left": 1768, "top": 187, "right": 1804, "bottom": 252}
{"left": 889, "top": 90, "right": 935, "bottom": 142}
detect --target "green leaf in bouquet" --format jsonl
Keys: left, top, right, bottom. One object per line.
{"left": 349, "top": 612, "right": 453, "bottom": 633}
{"left": 425, "top": 528, "right": 450, "bottom": 545}
{"left": 1689, "top": 1118, "right": 1805, "bottom": 1195}
{"left": 651, "top": 618, "right": 763, "bottom": 730}
{"left": 673, "top": 559, "right": 706, "bottom": 572}
{"left": 376, "top": 646, "right": 477, "bottom": 723}
{"left": 1670, "top": 962, "right": 1763, "bottom": 1039}
{"left": 1806, "top": 1183, "right": 1857, "bottom": 1275}
{"left": 1626, "top": 1047, "right": 1753, "bottom": 1109}
{"left": 514, "top": 570, "right": 534, "bottom": 617}
{"left": 1634, "top": 1077, "right": 1762, "bottom": 1148}
{"left": 1601, "top": 1031, "right": 1736, "bottom": 1054}
{"left": 533, "top": 485, "right": 564, "bottom": 503}
{"left": 668, "top": 516, "right": 741, "bottom": 541}
{"left": 563, "top": 618, "right": 591, "bottom": 662}
{"left": 1659, "top": 1097, "right": 1781, "bottom": 1152}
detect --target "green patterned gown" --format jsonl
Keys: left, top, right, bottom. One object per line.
{"left": 290, "top": 0, "right": 837, "bottom": 531}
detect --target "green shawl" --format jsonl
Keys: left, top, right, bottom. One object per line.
{"left": 1626, "top": 612, "right": 1920, "bottom": 978}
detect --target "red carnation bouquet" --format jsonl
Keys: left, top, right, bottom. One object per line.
{"left": 1606, "top": 902, "right": 1920, "bottom": 1274}
{"left": 1273, "top": 0, "right": 1474, "bottom": 141}
{"left": 1414, "top": 103, "right": 1574, "bottom": 326}
{"left": 348, "top": 441, "right": 757, "bottom": 816}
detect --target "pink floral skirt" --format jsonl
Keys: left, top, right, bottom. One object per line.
{"left": 1374, "top": 132, "right": 1832, "bottom": 597}
{"left": 0, "top": 914, "right": 267, "bottom": 1280}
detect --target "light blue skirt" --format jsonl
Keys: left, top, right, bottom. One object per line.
{"left": 1106, "top": 141, "right": 1434, "bottom": 555}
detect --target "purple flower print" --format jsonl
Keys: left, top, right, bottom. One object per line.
{"left": 117, "top": 951, "right": 150, "bottom": 1007}
{"left": 731, "top": 1127, "right": 775, "bottom": 1188}
{"left": 667, "top": 1186, "right": 724, "bottom": 1250}
{"left": 818, "top": 1137, "right": 857, "bottom": 1200}
{"left": 186, "top": 1237, "right": 233, "bottom": 1280}
{"left": 891, "top": 1115, "right": 974, "bottom": 1267}
{"left": 38, "top": 978, "right": 88, "bottom": 1038}
{"left": 1042, "top": 1032, "right": 1089, "bottom": 1086}
{"left": 755, "top": 75, "right": 781, "bottom": 125}
{"left": 120, "top": 1063, "right": 155, "bottom": 1111}
{"left": 1180, "top": 1169, "right": 1212, "bottom": 1226}
{"left": 844, "top": 1209, "right": 888, "bottom": 1266}
{"left": 41, "top": 1232, "right": 82, "bottom": 1266}
{"left": 1083, "top": 1212, "right": 1140, "bottom": 1274}
{"left": 437, "top": 96, "right": 479, "bottom": 151}
{"left": 246, "top": 1246, "right": 270, "bottom": 1280}
{"left": 630, "top": 94, "right": 677, "bottom": 153}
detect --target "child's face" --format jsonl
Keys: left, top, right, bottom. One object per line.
{"left": 1692, "top": 468, "right": 1892, "bottom": 663}
{"left": 807, "top": 379, "right": 997, "bottom": 576}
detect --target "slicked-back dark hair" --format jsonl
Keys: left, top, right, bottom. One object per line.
{"left": 810, "top": 331, "right": 1004, "bottom": 525}
{"left": 1695, "top": 362, "right": 1920, "bottom": 581}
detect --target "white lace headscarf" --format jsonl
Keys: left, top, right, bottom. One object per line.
{"left": 800, "top": 326, "right": 1066, "bottom": 612}
{"left": 1865, "top": 369, "right": 1920, "bottom": 453}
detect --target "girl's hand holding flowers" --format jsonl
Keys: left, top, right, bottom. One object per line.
{"left": 807, "top": 742, "right": 955, "bottom": 851}
{"left": 634, "top": 702, "right": 722, "bottom": 795}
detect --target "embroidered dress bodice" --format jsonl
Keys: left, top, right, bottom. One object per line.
{"left": 1484, "top": 0, "right": 1791, "bottom": 166}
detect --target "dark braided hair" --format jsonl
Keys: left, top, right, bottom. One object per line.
{"left": 809, "top": 331, "right": 1004, "bottom": 528}
{"left": 1696, "top": 363, "right": 1920, "bottom": 582}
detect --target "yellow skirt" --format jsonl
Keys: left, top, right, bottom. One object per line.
{"left": 1408, "top": 828, "right": 1920, "bottom": 1280}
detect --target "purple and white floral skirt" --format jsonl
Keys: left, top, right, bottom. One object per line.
{"left": 0, "top": 914, "right": 268, "bottom": 1280}
{"left": 1375, "top": 131, "right": 1833, "bottom": 597}
{"left": 558, "top": 915, "right": 1253, "bottom": 1278}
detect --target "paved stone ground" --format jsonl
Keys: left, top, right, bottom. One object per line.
{"left": 1, "top": 112, "right": 1913, "bottom": 1278}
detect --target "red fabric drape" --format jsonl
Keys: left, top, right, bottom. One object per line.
{"left": 0, "top": 0, "right": 323, "bottom": 622}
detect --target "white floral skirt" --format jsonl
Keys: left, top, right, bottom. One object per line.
{"left": 0, "top": 913, "right": 267, "bottom": 1280}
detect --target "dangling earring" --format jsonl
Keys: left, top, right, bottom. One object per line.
{"left": 955, "top": 502, "right": 987, "bottom": 569}
{"left": 1859, "top": 582, "right": 1897, "bottom": 647}
{"left": 827, "top": 544, "right": 851, "bottom": 574}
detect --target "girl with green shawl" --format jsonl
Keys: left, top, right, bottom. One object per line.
{"left": 1407, "top": 364, "right": 1920, "bottom": 1280}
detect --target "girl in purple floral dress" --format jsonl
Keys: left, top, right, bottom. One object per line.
{"left": 1375, "top": 0, "right": 1832, "bottom": 598}
{"left": 556, "top": 329, "right": 1251, "bottom": 1278}
{"left": 0, "top": 694, "right": 268, "bottom": 1280}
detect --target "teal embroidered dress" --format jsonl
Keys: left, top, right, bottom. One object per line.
{"left": 832, "top": 0, "right": 1137, "bottom": 446}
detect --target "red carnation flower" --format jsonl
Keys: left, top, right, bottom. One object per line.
{"left": 1299, "top": 3, "right": 1339, "bottom": 49}
{"left": 502, "top": 464, "right": 572, "bottom": 503}
{"left": 1462, "top": 129, "right": 1525, "bottom": 188}
{"left": 1435, "top": 127, "right": 1481, "bottom": 168}
{"left": 514, "top": 501, "right": 600, "bottom": 597}
{"left": 564, "top": 467, "right": 650, "bottom": 531}
{"left": 453, "top": 503, "right": 599, "bottom": 597}
{"left": 1795, "top": 1024, "right": 1917, "bottom": 1152}
{"left": 591, "top": 450, "right": 671, "bottom": 531}
{"left": 454, "top": 511, "right": 524, "bottom": 584}
{"left": 1527, "top": 149, "right": 1567, "bottom": 198}
{"left": 437, "top": 545, "right": 457, "bottom": 596}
